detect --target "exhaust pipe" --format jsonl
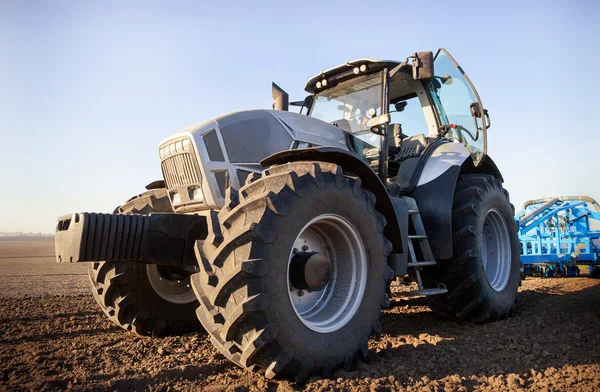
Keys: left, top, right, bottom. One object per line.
{"left": 272, "top": 82, "right": 289, "bottom": 111}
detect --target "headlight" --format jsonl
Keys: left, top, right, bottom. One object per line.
{"left": 170, "top": 192, "right": 181, "bottom": 205}
{"left": 191, "top": 187, "right": 204, "bottom": 202}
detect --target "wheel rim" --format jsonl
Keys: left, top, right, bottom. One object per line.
{"left": 287, "top": 214, "right": 367, "bottom": 333}
{"left": 481, "top": 208, "right": 512, "bottom": 292}
{"left": 146, "top": 265, "right": 196, "bottom": 304}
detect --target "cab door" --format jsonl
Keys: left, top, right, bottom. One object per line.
{"left": 426, "top": 48, "right": 489, "bottom": 165}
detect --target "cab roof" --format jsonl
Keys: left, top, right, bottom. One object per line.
{"left": 305, "top": 58, "right": 401, "bottom": 94}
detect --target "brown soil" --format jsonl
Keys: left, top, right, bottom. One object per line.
{"left": 1, "top": 240, "right": 599, "bottom": 391}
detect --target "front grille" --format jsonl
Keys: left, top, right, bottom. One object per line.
{"left": 161, "top": 152, "right": 201, "bottom": 188}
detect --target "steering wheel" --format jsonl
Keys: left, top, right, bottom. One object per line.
{"left": 345, "top": 112, "right": 365, "bottom": 121}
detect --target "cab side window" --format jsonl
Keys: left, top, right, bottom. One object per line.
{"left": 389, "top": 95, "right": 429, "bottom": 138}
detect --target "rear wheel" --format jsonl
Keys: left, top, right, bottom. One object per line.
{"left": 191, "top": 162, "right": 393, "bottom": 381}
{"left": 427, "top": 174, "right": 520, "bottom": 323}
{"left": 89, "top": 189, "right": 202, "bottom": 337}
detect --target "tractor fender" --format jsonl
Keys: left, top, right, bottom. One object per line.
{"left": 412, "top": 142, "right": 504, "bottom": 259}
{"left": 261, "top": 147, "right": 406, "bottom": 273}
{"left": 145, "top": 180, "right": 166, "bottom": 190}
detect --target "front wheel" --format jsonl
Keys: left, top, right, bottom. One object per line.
{"left": 427, "top": 174, "right": 521, "bottom": 323}
{"left": 89, "top": 189, "right": 202, "bottom": 337}
{"left": 191, "top": 162, "right": 393, "bottom": 382}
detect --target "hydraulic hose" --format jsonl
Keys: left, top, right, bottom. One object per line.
{"left": 521, "top": 196, "right": 600, "bottom": 211}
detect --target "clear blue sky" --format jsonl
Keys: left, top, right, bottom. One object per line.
{"left": 1, "top": 0, "right": 598, "bottom": 233}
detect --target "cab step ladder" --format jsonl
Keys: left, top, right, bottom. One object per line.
{"left": 403, "top": 197, "right": 448, "bottom": 296}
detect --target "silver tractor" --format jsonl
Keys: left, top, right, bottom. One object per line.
{"left": 56, "top": 48, "right": 520, "bottom": 381}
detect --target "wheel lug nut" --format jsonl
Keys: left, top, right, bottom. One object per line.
{"left": 302, "top": 245, "right": 309, "bottom": 251}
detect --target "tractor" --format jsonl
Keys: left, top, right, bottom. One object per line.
{"left": 55, "top": 48, "right": 520, "bottom": 381}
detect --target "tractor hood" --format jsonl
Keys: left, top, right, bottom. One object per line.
{"left": 158, "top": 110, "right": 351, "bottom": 211}
{"left": 165, "top": 110, "right": 349, "bottom": 157}
{"left": 214, "top": 109, "right": 350, "bottom": 153}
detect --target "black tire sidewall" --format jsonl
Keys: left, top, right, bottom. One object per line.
{"left": 89, "top": 189, "right": 200, "bottom": 335}
{"left": 473, "top": 183, "right": 521, "bottom": 314}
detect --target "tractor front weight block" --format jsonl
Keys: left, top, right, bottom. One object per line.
{"left": 55, "top": 212, "right": 207, "bottom": 268}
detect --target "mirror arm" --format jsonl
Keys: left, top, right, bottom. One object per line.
{"left": 389, "top": 59, "right": 410, "bottom": 79}
{"left": 438, "top": 125, "right": 452, "bottom": 137}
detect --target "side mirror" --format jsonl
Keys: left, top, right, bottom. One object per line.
{"left": 290, "top": 95, "right": 314, "bottom": 114}
{"left": 303, "top": 95, "right": 313, "bottom": 111}
{"left": 412, "top": 51, "right": 434, "bottom": 80}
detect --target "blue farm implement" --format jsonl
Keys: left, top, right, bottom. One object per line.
{"left": 515, "top": 196, "right": 600, "bottom": 278}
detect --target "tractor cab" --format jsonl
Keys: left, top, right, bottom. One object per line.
{"left": 306, "top": 49, "right": 490, "bottom": 181}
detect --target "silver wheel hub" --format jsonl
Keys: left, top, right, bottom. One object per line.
{"left": 287, "top": 214, "right": 367, "bottom": 333}
{"left": 146, "top": 265, "right": 196, "bottom": 304}
{"left": 289, "top": 252, "right": 331, "bottom": 291}
{"left": 481, "top": 208, "right": 512, "bottom": 292}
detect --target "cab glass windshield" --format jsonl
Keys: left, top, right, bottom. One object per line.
{"left": 309, "top": 73, "right": 383, "bottom": 136}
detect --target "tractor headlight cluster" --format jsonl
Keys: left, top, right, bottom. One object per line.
{"left": 170, "top": 191, "right": 181, "bottom": 205}
{"left": 190, "top": 186, "right": 204, "bottom": 202}
{"left": 159, "top": 138, "right": 191, "bottom": 158}
{"left": 168, "top": 183, "right": 204, "bottom": 206}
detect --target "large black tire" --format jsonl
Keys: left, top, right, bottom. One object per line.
{"left": 426, "top": 174, "right": 520, "bottom": 323}
{"left": 89, "top": 189, "right": 202, "bottom": 337}
{"left": 191, "top": 162, "right": 393, "bottom": 382}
